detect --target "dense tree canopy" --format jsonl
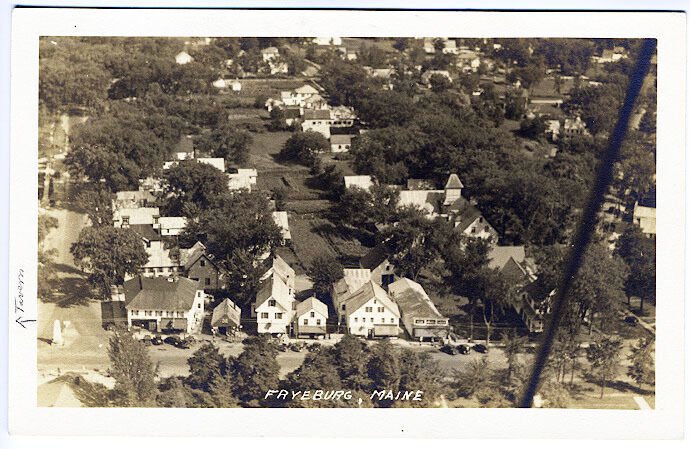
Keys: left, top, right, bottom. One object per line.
{"left": 162, "top": 160, "right": 230, "bottom": 216}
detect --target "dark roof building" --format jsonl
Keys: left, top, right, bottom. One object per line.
{"left": 124, "top": 276, "right": 201, "bottom": 311}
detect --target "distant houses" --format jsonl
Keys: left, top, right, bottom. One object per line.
{"left": 211, "top": 298, "right": 242, "bottom": 336}
{"left": 294, "top": 296, "right": 328, "bottom": 337}
{"left": 330, "top": 134, "right": 353, "bottom": 153}
{"left": 633, "top": 193, "right": 656, "bottom": 238}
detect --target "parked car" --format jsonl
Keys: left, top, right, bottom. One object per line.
{"left": 307, "top": 343, "right": 321, "bottom": 353}
{"left": 276, "top": 343, "right": 288, "bottom": 352}
{"left": 440, "top": 344, "right": 458, "bottom": 355}
{"left": 624, "top": 315, "right": 639, "bottom": 326}
{"left": 176, "top": 338, "right": 192, "bottom": 349}
{"left": 457, "top": 344, "right": 471, "bottom": 355}
{"left": 151, "top": 336, "right": 163, "bottom": 346}
{"left": 289, "top": 342, "right": 303, "bottom": 352}
{"left": 473, "top": 343, "right": 488, "bottom": 353}
{"left": 164, "top": 336, "right": 181, "bottom": 346}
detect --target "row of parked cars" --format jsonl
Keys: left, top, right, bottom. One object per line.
{"left": 440, "top": 343, "right": 488, "bottom": 356}
{"left": 140, "top": 334, "right": 195, "bottom": 349}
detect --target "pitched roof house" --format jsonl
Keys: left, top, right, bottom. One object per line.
{"left": 260, "top": 254, "right": 296, "bottom": 296}
{"left": 180, "top": 242, "right": 224, "bottom": 291}
{"left": 113, "top": 190, "right": 157, "bottom": 210}
{"left": 360, "top": 243, "right": 396, "bottom": 287}
{"left": 337, "top": 280, "right": 400, "bottom": 337}
{"left": 129, "top": 224, "right": 181, "bottom": 278}
{"left": 211, "top": 298, "right": 242, "bottom": 335}
{"left": 294, "top": 296, "right": 328, "bottom": 337}
{"left": 387, "top": 278, "right": 449, "bottom": 340}
{"left": 330, "top": 134, "right": 353, "bottom": 153}
{"left": 227, "top": 168, "right": 258, "bottom": 191}
{"left": 113, "top": 207, "right": 160, "bottom": 228}
{"left": 252, "top": 272, "right": 295, "bottom": 335}
{"left": 119, "top": 276, "right": 205, "bottom": 334}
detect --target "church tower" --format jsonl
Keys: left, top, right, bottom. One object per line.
{"left": 444, "top": 173, "right": 464, "bottom": 205}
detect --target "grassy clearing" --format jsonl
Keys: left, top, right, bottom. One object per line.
{"left": 288, "top": 217, "right": 339, "bottom": 268}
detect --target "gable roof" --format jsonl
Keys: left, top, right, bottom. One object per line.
{"left": 295, "top": 84, "right": 319, "bottom": 95}
{"left": 262, "top": 254, "right": 296, "bottom": 290}
{"left": 488, "top": 246, "right": 526, "bottom": 271}
{"left": 343, "top": 281, "right": 400, "bottom": 317}
{"left": 398, "top": 190, "right": 444, "bottom": 215}
{"left": 295, "top": 296, "right": 328, "bottom": 318}
{"left": 211, "top": 298, "right": 241, "bottom": 328}
{"left": 330, "top": 134, "right": 352, "bottom": 145}
{"left": 254, "top": 272, "right": 293, "bottom": 311}
{"left": 272, "top": 211, "right": 291, "bottom": 240}
{"left": 344, "top": 175, "right": 373, "bottom": 190}
{"left": 124, "top": 276, "right": 200, "bottom": 311}
{"left": 304, "top": 109, "right": 332, "bottom": 120}
{"left": 445, "top": 173, "right": 464, "bottom": 189}
{"left": 130, "top": 224, "right": 162, "bottom": 242}
{"left": 387, "top": 278, "right": 445, "bottom": 320}
{"left": 360, "top": 243, "right": 390, "bottom": 270}
{"left": 159, "top": 216, "right": 187, "bottom": 230}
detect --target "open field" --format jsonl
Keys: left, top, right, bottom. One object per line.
{"left": 248, "top": 131, "right": 293, "bottom": 170}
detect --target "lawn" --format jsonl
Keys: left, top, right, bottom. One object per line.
{"left": 249, "top": 131, "right": 293, "bottom": 170}
{"left": 288, "top": 217, "right": 340, "bottom": 269}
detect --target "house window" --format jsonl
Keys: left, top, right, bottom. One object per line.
{"left": 378, "top": 307, "right": 384, "bottom": 313}
{"left": 198, "top": 303, "right": 202, "bottom": 309}
{"left": 415, "top": 319, "right": 424, "bottom": 324}
{"left": 370, "top": 317, "right": 374, "bottom": 322}
{"left": 261, "top": 312, "right": 269, "bottom": 319}
{"left": 316, "top": 319, "right": 321, "bottom": 325}
{"left": 269, "top": 299, "right": 276, "bottom": 307}
{"left": 390, "top": 318, "right": 395, "bottom": 323}
{"left": 200, "top": 259, "right": 206, "bottom": 267}
{"left": 155, "top": 311, "right": 162, "bottom": 317}
{"left": 144, "top": 311, "right": 152, "bottom": 317}
{"left": 122, "top": 216, "right": 129, "bottom": 225}
{"left": 310, "top": 312, "right": 315, "bottom": 318}
{"left": 427, "top": 319, "right": 436, "bottom": 324}
{"left": 166, "top": 311, "right": 173, "bottom": 317}
{"left": 471, "top": 227, "right": 476, "bottom": 234}
{"left": 145, "top": 241, "right": 151, "bottom": 248}
{"left": 341, "top": 304, "right": 346, "bottom": 310}
{"left": 381, "top": 318, "right": 385, "bottom": 323}
{"left": 205, "top": 278, "right": 211, "bottom": 286}
{"left": 275, "top": 313, "right": 283, "bottom": 319}
{"left": 132, "top": 310, "right": 139, "bottom": 316}
{"left": 168, "top": 267, "right": 173, "bottom": 273}
{"left": 365, "top": 307, "right": 373, "bottom": 313}
{"left": 176, "top": 311, "right": 184, "bottom": 318}
{"left": 354, "top": 318, "right": 358, "bottom": 323}
{"left": 303, "top": 319, "right": 308, "bottom": 325}
{"left": 153, "top": 216, "right": 159, "bottom": 224}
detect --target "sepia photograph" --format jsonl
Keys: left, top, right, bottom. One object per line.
{"left": 6, "top": 7, "right": 686, "bottom": 440}
{"left": 35, "top": 33, "right": 658, "bottom": 410}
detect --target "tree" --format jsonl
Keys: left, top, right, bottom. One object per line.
{"left": 194, "top": 125, "right": 253, "bottom": 166}
{"left": 393, "top": 37, "right": 410, "bottom": 52}
{"left": 75, "top": 184, "right": 114, "bottom": 227}
{"left": 336, "top": 187, "right": 374, "bottom": 229}
{"left": 71, "top": 226, "right": 148, "bottom": 298}
{"left": 429, "top": 73, "right": 452, "bottom": 93}
{"left": 333, "top": 335, "right": 371, "bottom": 390}
{"left": 162, "top": 160, "right": 229, "bottom": 216}
{"left": 453, "top": 358, "right": 494, "bottom": 399}
{"left": 616, "top": 227, "right": 655, "bottom": 313}
{"left": 519, "top": 116, "right": 547, "bottom": 139}
{"left": 231, "top": 336, "right": 280, "bottom": 406}
{"left": 501, "top": 331, "right": 528, "bottom": 385}
{"left": 38, "top": 214, "right": 59, "bottom": 299}
{"left": 284, "top": 348, "right": 345, "bottom": 407}
{"left": 628, "top": 337, "right": 655, "bottom": 388}
{"left": 354, "top": 90, "right": 418, "bottom": 128}
{"left": 108, "top": 329, "right": 157, "bottom": 406}
{"left": 307, "top": 254, "right": 344, "bottom": 300}
{"left": 279, "top": 131, "right": 330, "bottom": 168}
{"left": 182, "top": 191, "right": 282, "bottom": 262}
{"left": 157, "top": 377, "right": 215, "bottom": 408}
{"left": 186, "top": 342, "right": 228, "bottom": 392}
{"left": 398, "top": 349, "right": 444, "bottom": 407}
{"left": 367, "top": 340, "right": 402, "bottom": 407}
{"left": 207, "top": 374, "right": 240, "bottom": 408}
{"left": 586, "top": 336, "right": 624, "bottom": 398}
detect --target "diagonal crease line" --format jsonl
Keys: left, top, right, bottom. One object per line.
{"left": 519, "top": 38, "right": 656, "bottom": 408}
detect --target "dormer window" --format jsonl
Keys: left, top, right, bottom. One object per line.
{"left": 269, "top": 299, "right": 276, "bottom": 307}
{"left": 153, "top": 216, "right": 159, "bottom": 224}
{"left": 200, "top": 259, "right": 206, "bottom": 267}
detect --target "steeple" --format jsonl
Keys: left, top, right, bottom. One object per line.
{"left": 444, "top": 173, "right": 464, "bottom": 205}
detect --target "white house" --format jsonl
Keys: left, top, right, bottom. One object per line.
{"left": 294, "top": 296, "right": 328, "bottom": 337}
{"left": 115, "top": 276, "right": 205, "bottom": 334}
{"left": 387, "top": 278, "right": 449, "bottom": 340}
{"left": 338, "top": 281, "right": 400, "bottom": 337}
{"left": 344, "top": 175, "right": 373, "bottom": 191}
{"left": 262, "top": 46, "right": 280, "bottom": 62}
{"left": 175, "top": 51, "right": 193, "bottom": 65}
{"left": 253, "top": 272, "right": 295, "bottom": 335}
{"left": 113, "top": 190, "right": 157, "bottom": 210}
{"left": 301, "top": 109, "right": 332, "bottom": 138}
{"left": 113, "top": 207, "right": 160, "bottom": 228}
{"left": 272, "top": 211, "right": 292, "bottom": 245}
{"left": 129, "top": 224, "right": 181, "bottom": 278}
{"left": 260, "top": 254, "right": 296, "bottom": 297}
{"left": 227, "top": 168, "right": 258, "bottom": 191}
{"left": 211, "top": 298, "right": 242, "bottom": 336}
{"left": 633, "top": 200, "right": 656, "bottom": 238}
{"left": 330, "top": 134, "right": 353, "bottom": 153}
{"left": 156, "top": 216, "right": 187, "bottom": 236}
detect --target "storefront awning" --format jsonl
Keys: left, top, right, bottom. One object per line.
{"left": 297, "top": 325, "right": 326, "bottom": 335}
